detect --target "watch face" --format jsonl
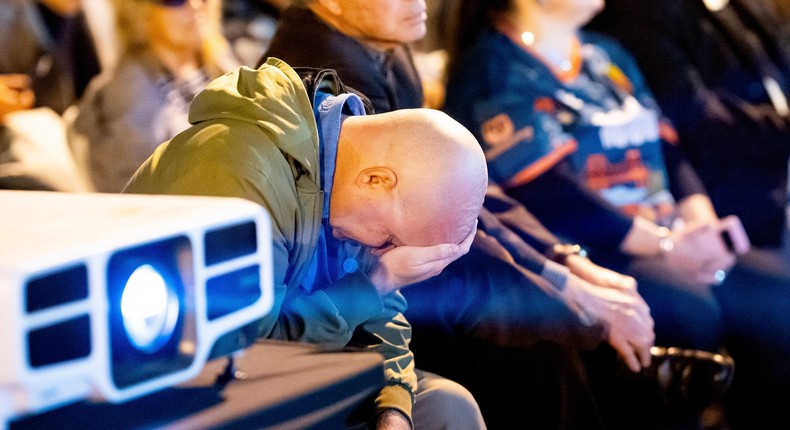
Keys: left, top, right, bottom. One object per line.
{"left": 703, "top": 0, "right": 729, "bottom": 12}
{"left": 547, "top": 243, "right": 587, "bottom": 265}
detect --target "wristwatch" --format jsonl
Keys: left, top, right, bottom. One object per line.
{"left": 656, "top": 226, "right": 674, "bottom": 254}
{"left": 545, "top": 243, "right": 587, "bottom": 266}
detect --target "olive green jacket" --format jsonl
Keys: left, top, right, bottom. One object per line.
{"left": 124, "top": 58, "right": 416, "bottom": 419}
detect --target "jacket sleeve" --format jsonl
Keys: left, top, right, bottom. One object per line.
{"left": 349, "top": 291, "right": 417, "bottom": 423}
{"left": 505, "top": 162, "right": 633, "bottom": 254}
{"left": 274, "top": 264, "right": 417, "bottom": 419}
{"left": 482, "top": 184, "right": 560, "bottom": 256}
{"left": 262, "top": 227, "right": 416, "bottom": 418}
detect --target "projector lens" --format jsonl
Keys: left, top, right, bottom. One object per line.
{"left": 121, "top": 264, "right": 179, "bottom": 353}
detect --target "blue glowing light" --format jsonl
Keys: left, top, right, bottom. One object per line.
{"left": 120, "top": 264, "right": 179, "bottom": 353}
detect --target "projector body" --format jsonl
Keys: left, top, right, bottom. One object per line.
{"left": 0, "top": 191, "right": 274, "bottom": 425}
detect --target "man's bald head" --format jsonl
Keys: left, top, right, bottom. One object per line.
{"left": 330, "top": 108, "right": 487, "bottom": 249}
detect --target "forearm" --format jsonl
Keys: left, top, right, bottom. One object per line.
{"left": 619, "top": 216, "right": 667, "bottom": 257}
{"left": 506, "top": 165, "right": 632, "bottom": 253}
{"left": 477, "top": 207, "right": 548, "bottom": 274}
{"left": 661, "top": 138, "right": 708, "bottom": 201}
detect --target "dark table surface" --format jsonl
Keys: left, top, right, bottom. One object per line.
{"left": 10, "top": 340, "right": 385, "bottom": 429}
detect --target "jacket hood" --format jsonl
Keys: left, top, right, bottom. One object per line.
{"left": 188, "top": 57, "right": 319, "bottom": 182}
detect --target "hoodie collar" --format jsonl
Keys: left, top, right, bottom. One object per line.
{"left": 313, "top": 89, "right": 367, "bottom": 219}
{"left": 188, "top": 58, "right": 320, "bottom": 182}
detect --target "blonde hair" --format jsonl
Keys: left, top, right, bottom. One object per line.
{"left": 111, "top": 0, "right": 234, "bottom": 77}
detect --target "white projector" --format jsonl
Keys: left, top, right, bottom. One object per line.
{"left": 0, "top": 191, "right": 274, "bottom": 426}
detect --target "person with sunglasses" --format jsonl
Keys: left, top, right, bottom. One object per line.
{"left": 69, "top": 0, "right": 239, "bottom": 193}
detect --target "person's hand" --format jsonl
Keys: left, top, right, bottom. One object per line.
{"left": 369, "top": 223, "right": 476, "bottom": 296}
{"left": 621, "top": 216, "right": 737, "bottom": 287}
{"left": 672, "top": 195, "right": 750, "bottom": 285}
{"left": 0, "top": 74, "right": 35, "bottom": 121}
{"left": 565, "top": 274, "right": 655, "bottom": 372}
{"left": 675, "top": 193, "right": 719, "bottom": 229}
{"left": 565, "top": 253, "right": 638, "bottom": 293}
{"left": 375, "top": 409, "right": 411, "bottom": 430}
{"left": 666, "top": 222, "right": 736, "bottom": 286}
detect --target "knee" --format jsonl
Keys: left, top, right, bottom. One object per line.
{"left": 413, "top": 371, "right": 486, "bottom": 430}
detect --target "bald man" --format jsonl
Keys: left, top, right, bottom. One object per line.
{"left": 124, "top": 58, "right": 488, "bottom": 430}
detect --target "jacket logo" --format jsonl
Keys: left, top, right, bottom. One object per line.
{"left": 480, "top": 113, "right": 534, "bottom": 161}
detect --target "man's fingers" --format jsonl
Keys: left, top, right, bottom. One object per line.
{"left": 611, "top": 337, "right": 641, "bottom": 373}
{"left": 612, "top": 330, "right": 654, "bottom": 373}
{"left": 568, "top": 256, "right": 637, "bottom": 292}
{"left": 612, "top": 274, "right": 637, "bottom": 291}
{"left": 434, "top": 243, "right": 462, "bottom": 261}
{"left": 628, "top": 311, "right": 653, "bottom": 332}
{"left": 631, "top": 298, "right": 654, "bottom": 329}
{"left": 404, "top": 242, "right": 466, "bottom": 267}
{"left": 638, "top": 342, "right": 653, "bottom": 369}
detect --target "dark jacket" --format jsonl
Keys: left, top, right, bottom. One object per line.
{"left": 261, "top": 6, "right": 423, "bottom": 114}
{"left": 588, "top": 0, "right": 790, "bottom": 247}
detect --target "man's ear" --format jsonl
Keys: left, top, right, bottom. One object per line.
{"left": 356, "top": 166, "right": 398, "bottom": 190}
{"left": 314, "top": 0, "right": 342, "bottom": 15}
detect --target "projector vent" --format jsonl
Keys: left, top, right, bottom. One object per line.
{"left": 26, "top": 264, "right": 89, "bottom": 313}
{"left": 206, "top": 265, "right": 262, "bottom": 320}
{"left": 27, "top": 315, "right": 91, "bottom": 368}
{"left": 204, "top": 221, "right": 257, "bottom": 266}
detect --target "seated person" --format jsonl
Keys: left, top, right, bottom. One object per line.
{"left": 587, "top": 0, "right": 790, "bottom": 253}
{"left": 70, "top": 0, "right": 238, "bottom": 192}
{"left": 0, "top": 0, "right": 100, "bottom": 191}
{"left": 443, "top": 0, "right": 790, "bottom": 427}
{"left": 0, "top": 0, "right": 100, "bottom": 115}
{"left": 124, "top": 58, "right": 488, "bottom": 430}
